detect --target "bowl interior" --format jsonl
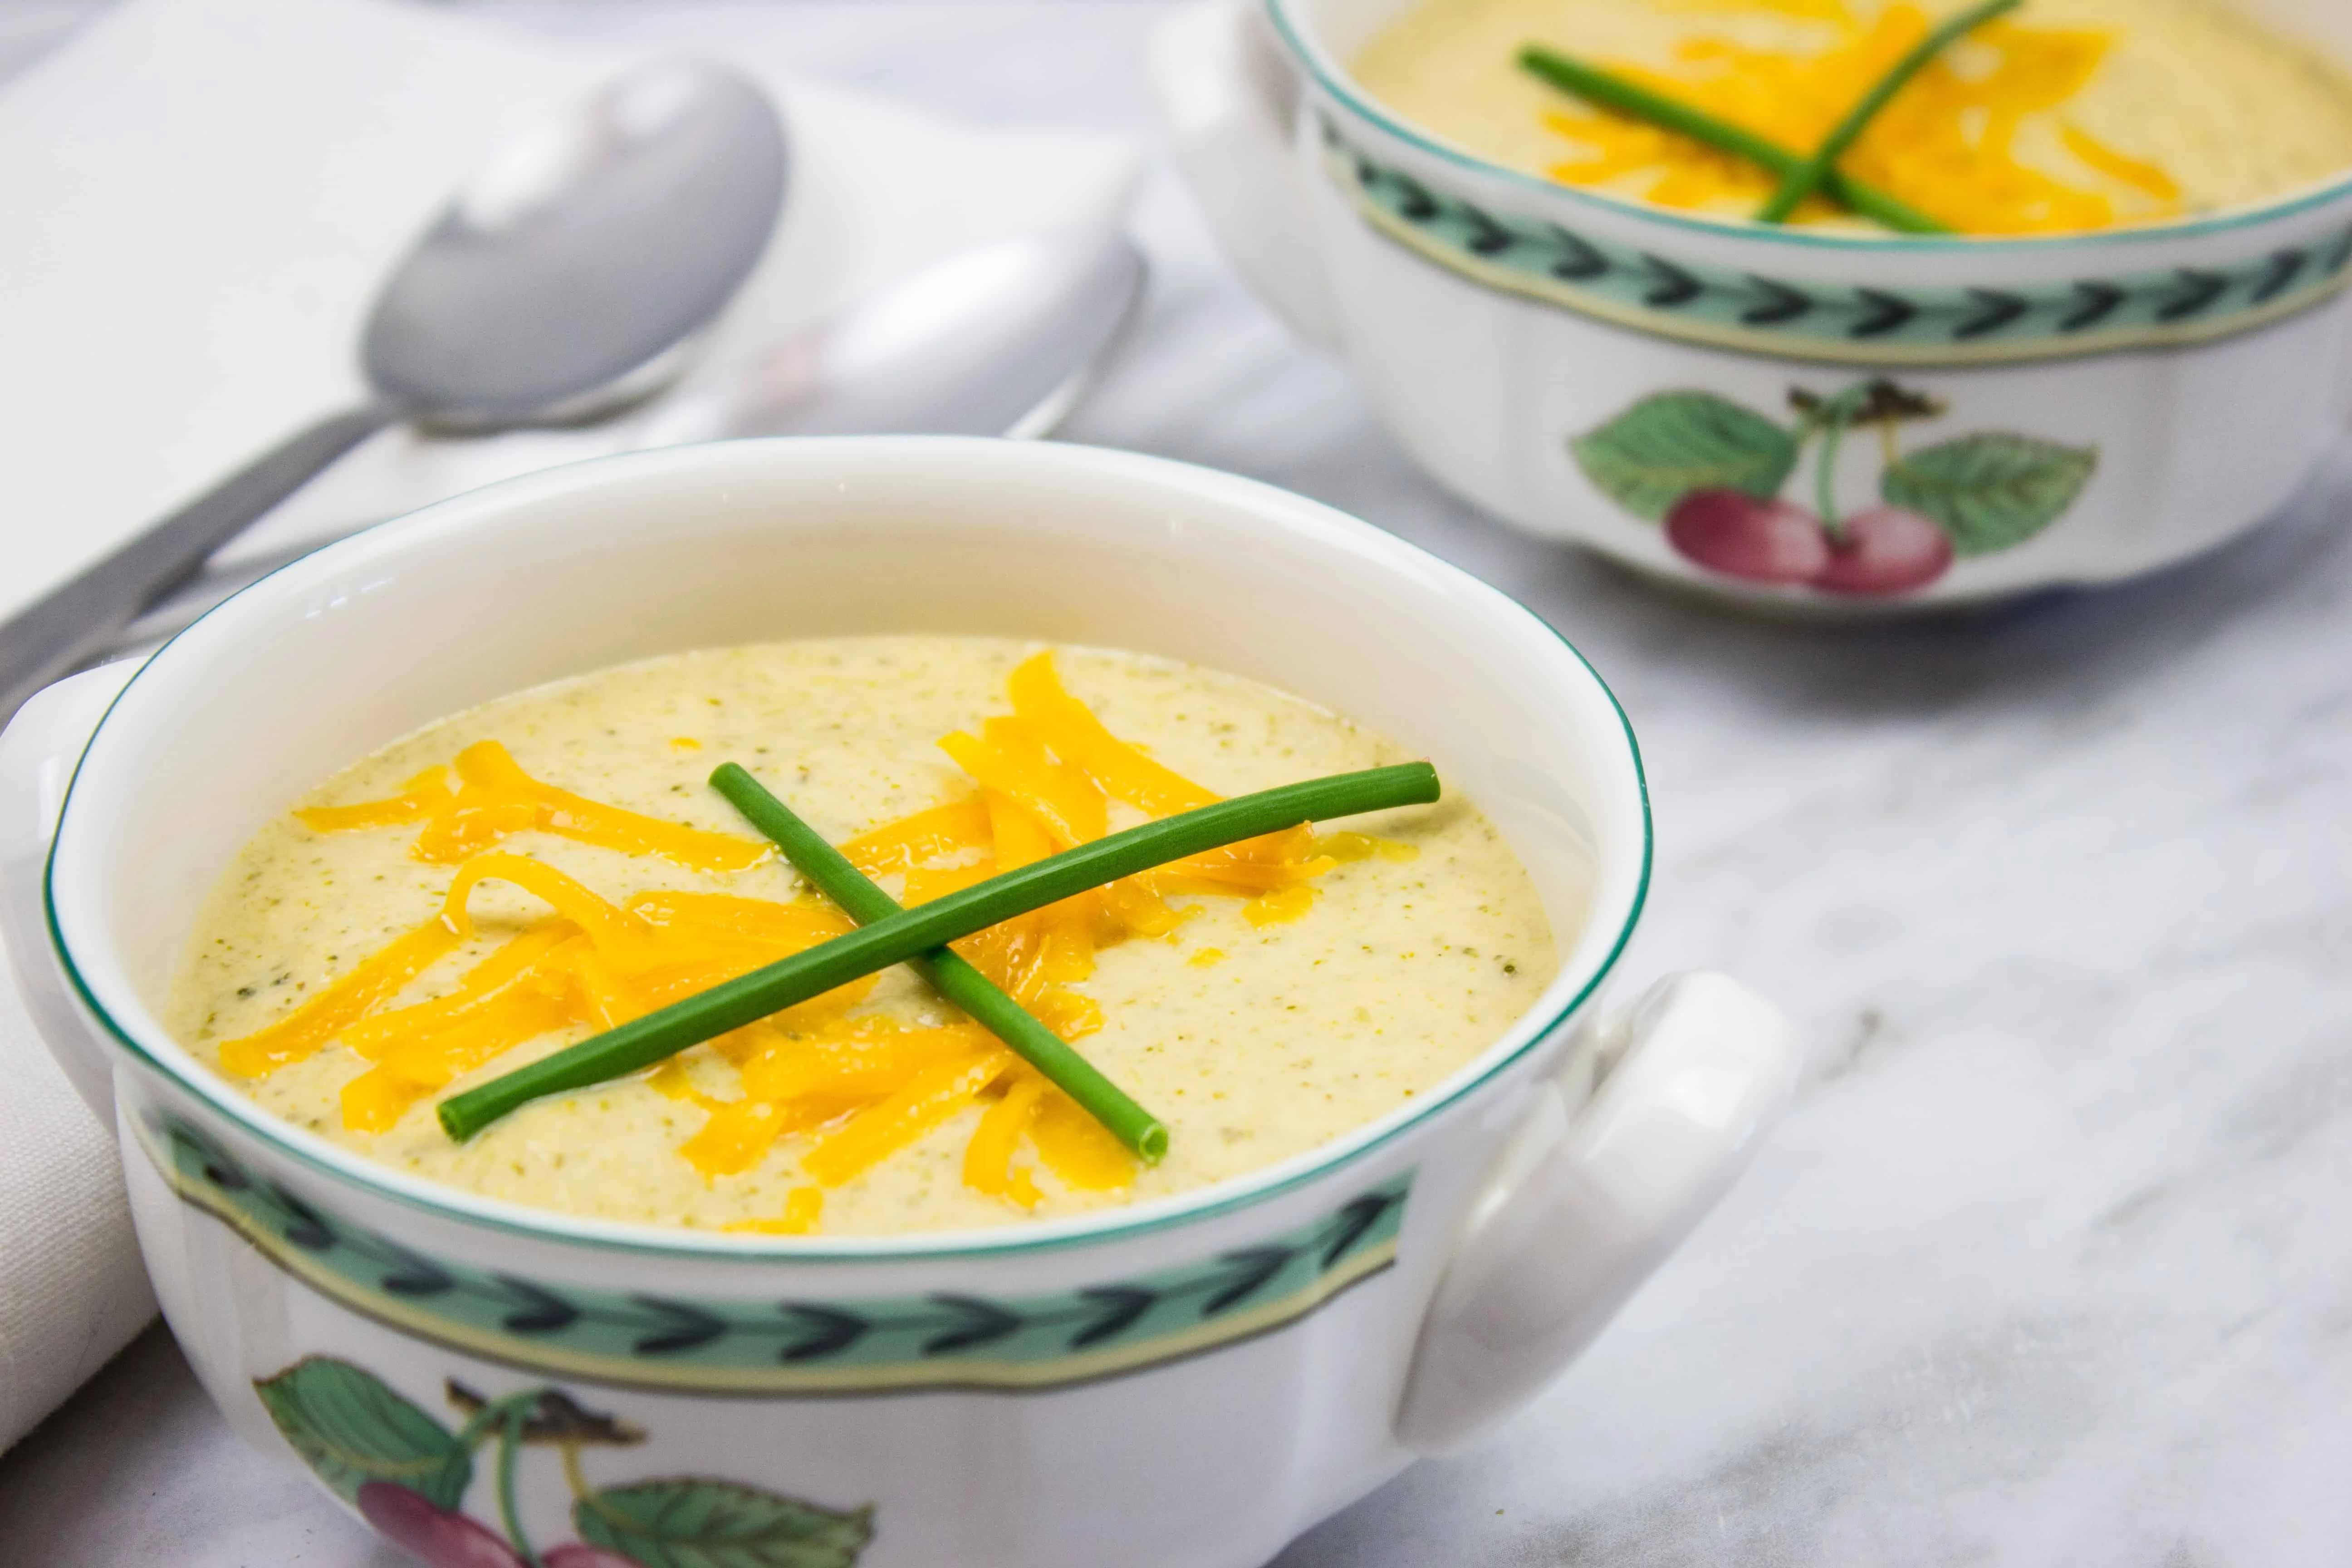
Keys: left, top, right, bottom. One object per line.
{"left": 1279, "top": 0, "right": 2352, "bottom": 237}
{"left": 1291, "top": 0, "right": 2352, "bottom": 95}
{"left": 50, "top": 437, "right": 1644, "bottom": 1242}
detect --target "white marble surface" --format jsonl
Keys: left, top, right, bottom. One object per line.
{"left": 7, "top": 2, "right": 2352, "bottom": 1563}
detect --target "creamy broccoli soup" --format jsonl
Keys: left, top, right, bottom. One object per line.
{"left": 171, "top": 638, "right": 1563, "bottom": 1237}
{"left": 1352, "top": 0, "right": 2352, "bottom": 234}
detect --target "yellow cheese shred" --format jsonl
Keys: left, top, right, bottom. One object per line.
{"left": 963, "top": 1074, "right": 1049, "bottom": 1208}
{"left": 725, "top": 1187, "right": 825, "bottom": 1235}
{"left": 216, "top": 917, "right": 462, "bottom": 1078}
{"left": 306, "top": 738, "right": 771, "bottom": 872}
{"left": 800, "top": 1048, "right": 1017, "bottom": 1187}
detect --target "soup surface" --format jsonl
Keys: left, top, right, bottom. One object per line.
{"left": 1352, "top": 0, "right": 2352, "bottom": 234}
{"left": 171, "top": 638, "right": 1563, "bottom": 1236}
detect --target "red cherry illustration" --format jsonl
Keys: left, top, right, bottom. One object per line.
{"left": 1814, "top": 506, "right": 1955, "bottom": 595}
{"left": 542, "top": 1548, "right": 645, "bottom": 1568}
{"left": 1664, "top": 489, "right": 1832, "bottom": 584}
{"left": 357, "top": 1482, "right": 525, "bottom": 1568}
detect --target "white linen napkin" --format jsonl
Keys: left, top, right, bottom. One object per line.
{"left": 0, "top": 960, "right": 159, "bottom": 1459}
{"left": 0, "top": 0, "right": 1137, "bottom": 1451}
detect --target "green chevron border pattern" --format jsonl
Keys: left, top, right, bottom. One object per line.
{"left": 1320, "top": 123, "right": 2352, "bottom": 365}
{"left": 146, "top": 1112, "right": 1412, "bottom": 1394}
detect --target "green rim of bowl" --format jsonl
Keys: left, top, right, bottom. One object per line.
{"left": 40, "top": 457, "right": 1655, "bottom": 1264}
{"left": 1266, "top": 0, "right": 2352, "bottom": 255}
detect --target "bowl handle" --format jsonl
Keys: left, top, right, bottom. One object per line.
{"left": 1394, "top": 972, "right": 1800, "bottom": 1451}
{"left": 1, "top": 660, "right": 143, "bottom": 1123}
{"left": 1150, "top": 0, "right": 1340, "bottom": 347}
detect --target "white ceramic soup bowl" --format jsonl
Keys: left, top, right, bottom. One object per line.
{"left": 0, "top": 439, "right": 1796, "bottom": 1568}
{"left": 1155, "top": 0, "right": 2352, "bottom": 609}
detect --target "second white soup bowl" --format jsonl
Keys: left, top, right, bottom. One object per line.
{"left": 1157, "top": 0, "right": 2352, "bottom": 609}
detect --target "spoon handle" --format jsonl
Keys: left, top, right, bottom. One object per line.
{"left": 0, "top": 403, "right": 397, "bottom": 724}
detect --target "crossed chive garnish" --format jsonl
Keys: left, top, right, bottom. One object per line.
{"left": 1516, "top": 0, "right": 2019, "bottom": 235}
{"left": 437, "top": 761, "right": 1442, "bottom": 1151}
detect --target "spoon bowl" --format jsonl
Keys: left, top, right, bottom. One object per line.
{"left": 367, "top": 61, "right": 787, "bottom": 427}
{"left": 640, "top": 225, "right": 1147, "bottom": 444}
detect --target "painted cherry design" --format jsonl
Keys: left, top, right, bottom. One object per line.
{"left": 357, "top": 1483, "right": 525, "bottom": 1568}
{"left": 1664, "top": 489, "right": 1833, "bottom": 584}
{"left": 1573, "top": 377, "right": 2083, "bottom": 598}
{"left": 261, "top": 1361, "right": 872, "bottom": 1568}
{"left": 1814, "top": 505, "right": 1954, "bottom": 595}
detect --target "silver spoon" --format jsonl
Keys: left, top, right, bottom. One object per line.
{"left": 638, "top": 224, "right": 1147, "bottom": 443}
{"left": 104, "top": 225, "right": 1149, "bottom": 657}
{"left": 0, "top": 59, "right": 786, "bottom": 722}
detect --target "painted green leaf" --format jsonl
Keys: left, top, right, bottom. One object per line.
{"left": 1569, "top": 391, "right": 1798, "bottom": 521}
{"left": 576, "top": 1479, "right": 875, "bottom": 1568}
{"left": 252, "top": 1357, "right": 471, "bottom": 1509}
{"left": 1882, "top": 433, "right": 2097, "bottom": 557}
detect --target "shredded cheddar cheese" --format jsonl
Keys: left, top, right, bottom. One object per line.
{"left": 409, "top": 739, "right": 771, "bottom": 872}
{"left": 1538, "top": 1, "right": 2154, "bottom": 234}
{"left": 215, "top": 917, "right": 463, "bottom": 1078}
{"left": 217, "top": 651, "right": 1351, "bottom": 1228}
{"left": 725, "top": 1186, "right": 825, "bottom": 1235}
{"left": 1347, "top": 0, "right": 2352, "bottom": 238}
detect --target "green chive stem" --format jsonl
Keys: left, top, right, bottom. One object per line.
{"left": 710, "top": 763, "right": 1171, "bottom": 1164}
{"left": 1515, "top": 45, "right": 1950, "bottom": 235}
{"left": 1754, "top": 0, "right": 2020, "bottom": 224}
{"left": 438, "top": 762, "right": 1441, "bottom": 1141}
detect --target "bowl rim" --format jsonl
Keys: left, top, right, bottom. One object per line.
{"left": 1267, "top": 0, "right": 2352, "bottom": 256}
{"left": 44, "top": 437, "right": 1655, "bottom": 1264}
